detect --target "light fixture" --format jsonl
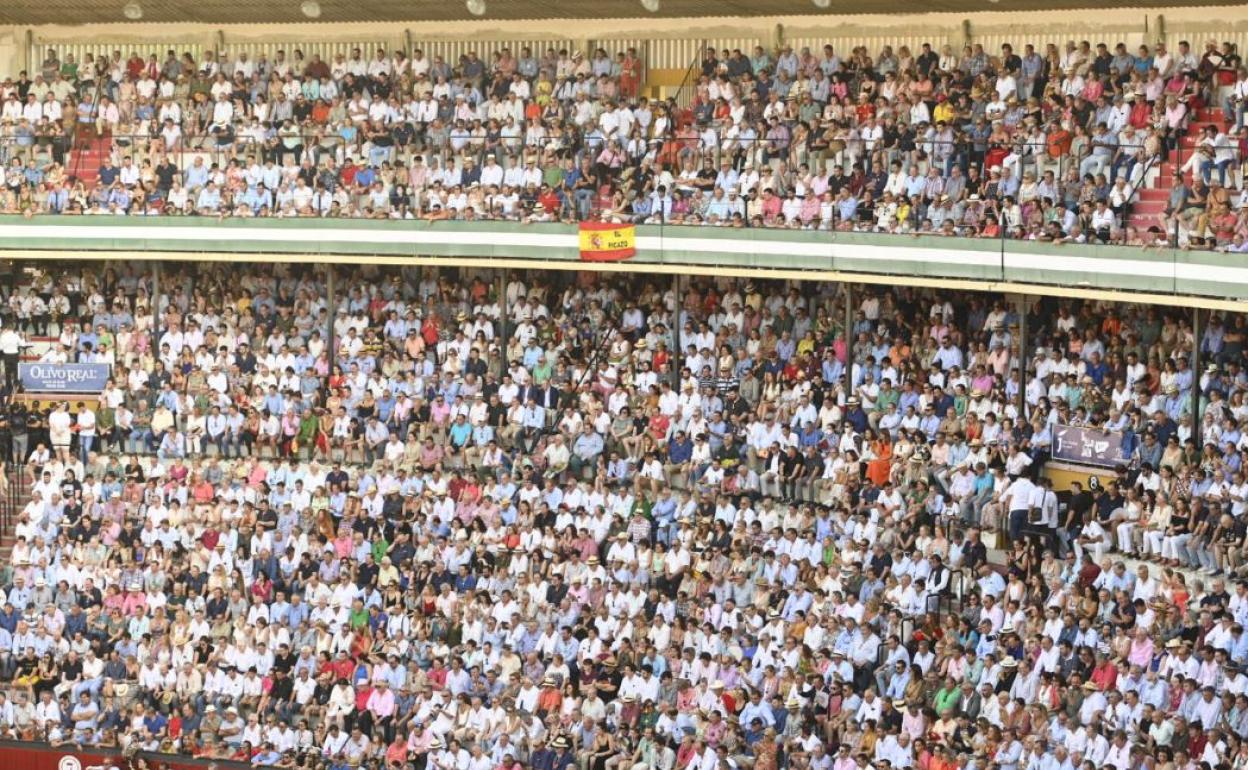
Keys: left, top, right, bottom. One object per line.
{"left": 300, "top": 0, "right": 322, "bottom": 17}
{"left": 122, "top": 1, "right": 144, "bottom": 19}
{"left": 466, "top": 0, "right": 486, "bottom": 15}
{"left": 640, "top": 0, "right": 660, "bottom": 11}
{"left": 812, "top": 0, "right": 831, "bottom": 7}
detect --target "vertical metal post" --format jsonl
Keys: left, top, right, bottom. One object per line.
{"left": 1172, "top": 146, "right": 1183, "bottom": 249}
{"left": 1192, "top": 307, "right": 1202, "bottom": 448}
{"left": 152, "top": 260, "right": 161, "bottom": 349}
{"left": 672, "top": 273, "right": 682, "bottom": 386}
{"left": 844, "top": 282, "right": 854, "bottom": 372}
{"left": 1016, "top": 294, "right": 1027, "bottom": 420}
{"left": 497, "top": 269, "right": 508, "bottom": 379}
{"left": 327, "top": 267, "right": 337, "bottom": 372}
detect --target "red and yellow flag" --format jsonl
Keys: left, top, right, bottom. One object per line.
{"left": 578, "top": 222, "right": 636, "bottom": 262}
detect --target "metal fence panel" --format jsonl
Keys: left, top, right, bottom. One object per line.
{"left": 218, "top": 40, "right": 385, "bottom": 65}
{"left": 29, "top": 41, "right": 207, "bottom": 74}
{"left": 784, "top": 34, "right": 951, "bottom": 60}
{"left": 414, "top": 38, "right": 572, "bottom": 68}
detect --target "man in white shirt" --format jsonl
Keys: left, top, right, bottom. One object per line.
{"left": 0, "top": 324, "right": 23, "bottom": 388}
{"left": 33, "top": 690, "right": 61, "bottom": 729}
{"left": 1026, "top": 476, "right": 1060, "bottom": 553}
{"left": 1005, "top": 473, "right": 1036, "bottom": 544}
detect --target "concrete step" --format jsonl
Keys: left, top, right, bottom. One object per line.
{"left": 1188, "top": 120, "right": 1230, "bottom": 132}
{"left": 1129, "top": 214, "right": 1164, "bottom": 228}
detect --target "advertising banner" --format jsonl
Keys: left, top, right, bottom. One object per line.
{"left": 1052, "top": 424, "right": 1127, "bottom": 468}
{"left": 18, "top": 363, "right": 111, "bottom": 393}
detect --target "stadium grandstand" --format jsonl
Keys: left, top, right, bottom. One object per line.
{"left": 0, "top": 1, "right": 1247, "bottom": 770}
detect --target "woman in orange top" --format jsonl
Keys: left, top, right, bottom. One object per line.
{"left": 927, "top": 746, "right": 958, "bottom": 770}
{"left": 311, "top": 99, "right": 331, "bottom": 124}
{"left": 865, "top": 429, "right": 893, "bottom": 487}
{"left": 535, "top": 679, "right": 562, "bottom": 719}
{"left": 1101, "top": 312, "right": 1123, "bottom": 338}
{"left": 963, "top": 414, "right": 982, "bottom": 443}
{"left": 1162, "top": 568, "right": 1190, "bottom": 616}
{"left": 888, "top": 338, "right": 912, "bottom": 367}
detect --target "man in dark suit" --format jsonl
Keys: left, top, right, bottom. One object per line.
{"left": 959, "top": 681, "right": 987, "bottom": 721}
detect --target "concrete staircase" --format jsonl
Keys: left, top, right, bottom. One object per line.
{"left": 1127, "top": 107, "right": 1229, "bottom": 233}
{"left": 69, "top": 137, "right": 113, "bottom": 188}
{"left": 0, "top": 469, "right": 21, "bottom": 561}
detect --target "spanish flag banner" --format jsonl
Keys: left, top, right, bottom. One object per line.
{"left": 578, "top": 222, "right": 637, "bottom": 262}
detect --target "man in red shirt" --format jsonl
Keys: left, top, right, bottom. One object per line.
{"left": 538, "top": 187, "right": 562, "bottom": 219}
{"left": 329, "top": 649, "right": 355, "bottom": 681}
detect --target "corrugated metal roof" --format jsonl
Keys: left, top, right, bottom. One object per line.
{"left": 0, "top": 0, "right": 1241, "bottom": 25}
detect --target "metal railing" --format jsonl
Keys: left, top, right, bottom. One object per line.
{"left": 1, "top": 130, "right": 1223, "bottom": 236}
{"left": 875, "top": 615, "right": 918, "bottom": 667}
{"left": 0, "top": 102, "right": 1237, "bottom": 248}
{"left": 0, "top": 130, "right": 1198, "bottom": 184}
{"left": 670, "top": 41, "right": 707, "bottom": 110}
{"left": 0, "top": 465, "right": 25, "bottom": 547}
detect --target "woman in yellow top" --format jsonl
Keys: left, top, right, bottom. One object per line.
{"left": 534, "top": 74, "right": 553, "bottom": 106}
{"left": 796, "top": 330, "right": 817, "bottom": 358}
{"left": 895, "top": 197, "right": 912, "bottom": 229}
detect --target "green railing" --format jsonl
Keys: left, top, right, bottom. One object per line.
{"left": 0, "top": 216, "right": 1244, "bottom": 302}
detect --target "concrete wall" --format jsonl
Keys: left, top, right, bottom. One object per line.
{"left": 5, "top": 5, "right": 1248, "bottom": 79}
{"left": 1, "top": 217, "right": 1246, "bottom": 309}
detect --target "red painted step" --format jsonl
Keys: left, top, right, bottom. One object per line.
{"left": 69, "top": 140, "right": 111, "bottom": 184}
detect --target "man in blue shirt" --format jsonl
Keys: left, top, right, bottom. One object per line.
{"left": 651, "top": 490, "right": 678, "bottom": 545}
{"left": 252, "top": 745, "right": 284, "bottom": 766}
{"left": 141, "top": 704, "right": 168, "bottom": 736}
{"left": 262, "top": 386, "right": 285, "bottom": 417}
{"left": 98, "top": 159, "right": 119, "bottom": 187}
{"left": 448, "top": 415, "right": 472, "bottom": 454}
{"left": 570, "top": 425, "right": 604, "bottom": 479}
{"left": 107, "top": 184, "right": 131, "bottom": 212}
{"left": 667, "top": 430, "right": 694, "bottom": 486}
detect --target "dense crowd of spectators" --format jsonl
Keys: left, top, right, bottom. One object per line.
{"left": 0, "top": 260, "right": 1246, "bottom": 770}
{"left": 0, "top": 38, "right": 1244, "bottom": 246}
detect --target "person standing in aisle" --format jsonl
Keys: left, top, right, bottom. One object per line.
{"left": 0, "top": 324, "right": 23, "bottom": 390}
